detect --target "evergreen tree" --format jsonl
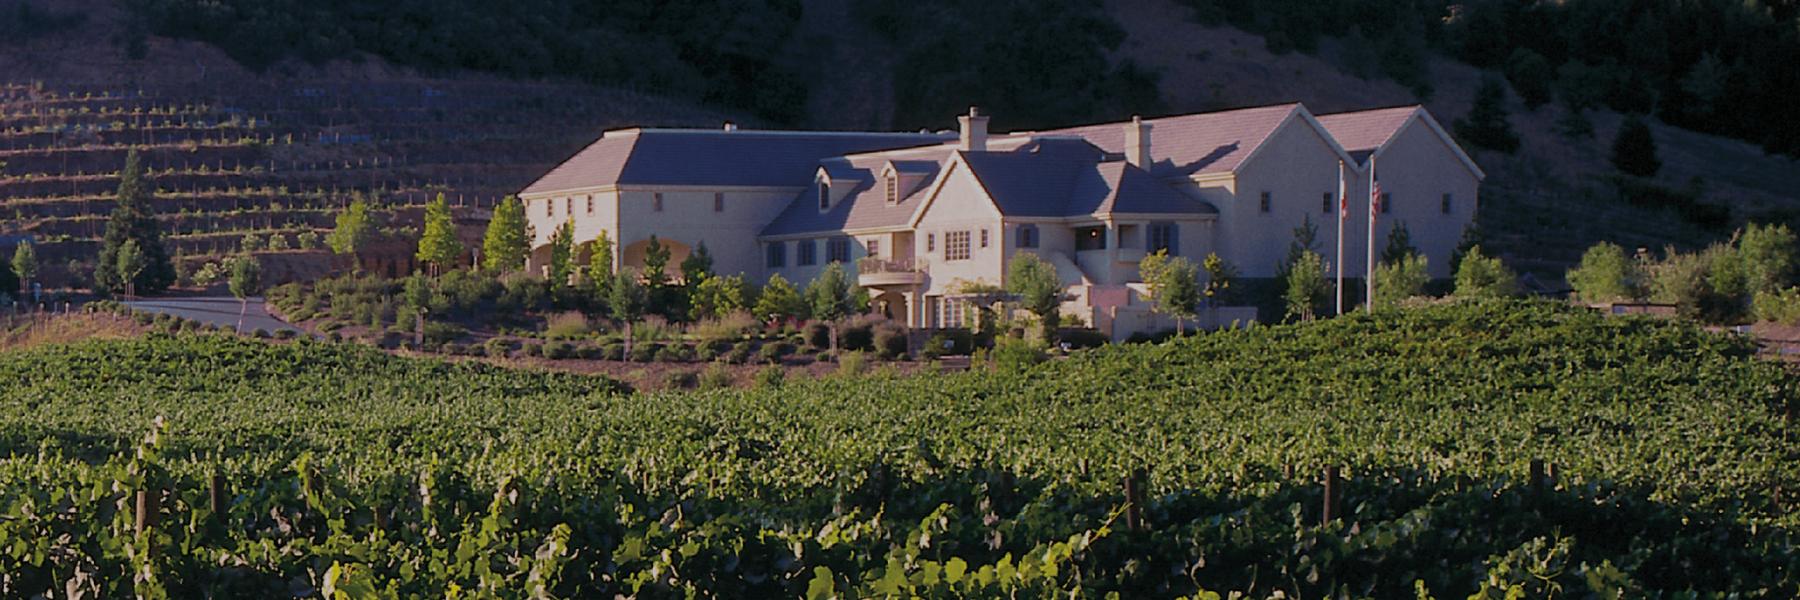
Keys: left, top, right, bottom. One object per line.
{"left": 642, "top": 236, "right": 670, "bottom": 287}
{"left": 1283, "top": 250, "right": 1330, "bottom": 321}
{"left": 547, "top": 221, "right": 574, "bottom": 289}
{"left": 229, "top": 256, "right": 262, "bottom": 333}
{"left": 326, "top": 195, "right": 374, "bottom": 263}
{"left": 1274, "top": 216, "right": 1320, "bottom": 284}
{"left": 416, "top": 193, "right": 464, "bottom": 275}
{"left": 1454, "top": 75, "right": 1521, "bottom": 153}
{"left": 94, "top": 150, "right": 174, "bottom": 296}
{"left": 481, "top": 195, "right": 530, "bottom": 273}
{"left": 754, "top": 274, "right": 804, "bottom": 324}
{"left": 607, "top": 269, "right": 647, "bottom": 358}
{"left": 1007, "top": 253, "right": 1064, "bottom": 342}
{"left": 1503, "top": 48, "right": 1554, "bottom": 109}
{"left": 1454, "top": 245, "right": 1519, "bottom": 298}
{"left": 9, "top": 242, "right": 33, "bottom": 296}
{"left": 588, "top": 230, "right": 614, "bottom": 299}
{"left": 1611, "top": 115, "right": 1662, "bottom": 177}
{"left": 804, "top": 262, "right": 856, "bottom": 352}
{"left": 0, "top": 254, "right": 16, "bottom": 303}
{"left": 1554, "top": 104, "right": 1595, "bottom": 140}
{"left": 680, "top": 242, "right": 713, "bottom": 283}
{"left": 1382, "top": 222, "right": 1416, "bottom": 265}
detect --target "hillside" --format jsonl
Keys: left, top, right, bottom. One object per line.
{"left": 0, "top": 301, "right": 1794, "bottom": 595}
{"left": 3, "top": 0, "right": 1799, "bottom": 287}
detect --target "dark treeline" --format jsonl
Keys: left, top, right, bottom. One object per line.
{"left": 0, "top": 0, "right": 88, "bottom": 43}
{"left": 119, "top": 0, "right": 808, "bottom": 123}
{"left": 1180, "top": 0, "right": 1800, "bottom": 156}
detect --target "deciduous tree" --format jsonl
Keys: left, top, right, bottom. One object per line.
{"left": 482, "top": 195, "right": 530, "bottom": 273}
{"left": 1008, "top": 253, "right": 1064, "bottom": 342}
{"left": 416, "top": 193, "right": 464, "bottom": 276}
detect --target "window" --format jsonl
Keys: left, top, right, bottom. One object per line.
{"left": 1075, "top": 226, "right": 1107, "bottom": 251}
{"left": 818, "top": 180, "right": 831, "bottom": 210}
{"left": 938, "top": 298, "right": 968, "bottom": 328}
{"left": 827, "top": 237, "right": 851, "bottom": 263}
{"left": 885, "top": 174, "right": 898, "bottom": 204}
{"left": 980, "top": 228, "right": 989, "bottom": 248}
{"left": 1441, "top": 193, "right": 1452, "bottom": 214}
{"left": 653, "top": 193, "right": 664, "bottom": 212}
{"left": 927, "top": 233, "right": 935, "bottom": 252}
{"left": 587, "top": 195, "right": 594, "bottom": 214}
{"left": 564, "top": 198, "right": 571, "bottom": 214}
{"left": 1016, "top": 224, "right": 1039, "bottom": 248}
{"left": 1259, "top": 191, "right": 1272, "bottom": 213}
{"left": 714, "top": 192, "right": 724, "bottom": 213}
{"left": 1322, "top": 192, "right": 1332, "bottom": 214}
{"left": 866, "top": 239, "right": 881, "bottom": 258}
{"left": 945, "top": 230, "right": 972, "bottom": 260}
{"left": 1148, "top": 222, "right": 1178, "bottom": 255}
{"left": 798, "top": 239, "right": 817, "bottom": 266}
{"left": 1381, "top": 193, "right": 1392, "bottom": 214}
{"left": 543, "top": 199, "right": 552, "bottom": 218}
{"left": 766, "top": 242, "right": 786, "bottom": 268}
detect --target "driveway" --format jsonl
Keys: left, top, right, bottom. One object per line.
{"left": 124, "top": 297, "right": 301, "bottom": 334}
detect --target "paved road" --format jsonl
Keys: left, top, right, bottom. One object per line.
{"left": 124, "top": 297, "right": 301, "bottom": 334}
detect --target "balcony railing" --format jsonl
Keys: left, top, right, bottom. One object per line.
{"left": 857, "top": 257, "right": 927, "bottom": 286}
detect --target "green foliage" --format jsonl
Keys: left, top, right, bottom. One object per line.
{"left": 1611, "top": 115, "right": 1661, "bottom": 178}
{"left": 547, "top": 221, "right": 574, "bottom": 290}
{"left": 753, "top": 274, "right": 805, "bottom": 323}
{"left": 1283, "top": 250, "right": 1330, "bottom": 321}
{"left": 1752, "top": 287, "right": 1800, "bottom": 325}
{"left": 1007, "top": 253, "right": 1063, "bottom": 341}
{"left": 588, "top": 230, "right": 615, "bottom": 300}
{"left": 228, "top": 256, "right": 261, "bottom": 301}
{"left": 1454, "top": 76, "right": 1520, "bottom": 154}
{"left": 1374, "top": 253, "right": 1430, "bottom": 307}
{"left": 1503, "top": 48, "right": 1554, "bottom": 109}
{"left": 1141, "top": 251, "right": 1202, "bottom": 331}
{"left": 1382, "top": 222, "right": 1416, "bottom": 265}
{"left": 1738, "top": 222, "right": 1797, "bottom": 296}
{"left": 416, "top": 193, "right": 464, "bottom": 274}
{"left": 0, "top": 302, "right": 1794, "bottom": 596}
{"left": 680, "top": 242, "right": 713, "bottom": 283}
{"left": 1200, "top": 252, "right": 1237, "bottom": 307}
{"left": 692, "top": 274, "right": 754, "bottom": 320}
{"left": 1274, "top": 215, "right": 1320, "bottom": 284}
{"left": 805, "top": 263, "right": 857, "bottom": 350}
{"left": 482, "top": 195, "right": 530, "bottom": 273}
{"left": 1566, "top": 242, "right": 1644, "bottom": 304}
{"left": 11, "top": 241, "right": 36, "bottom": 289}
{"left": 326, "top": 197, "right": 374, "bottom": 257}
{"left": 93, "top": 150, "right": 174, "bottom": 295}
{"left": 1454, "top": 245, "right": 1518, "bottom": 299}
{"left": 641, "top": 235, "right": 670, "bottom": 288}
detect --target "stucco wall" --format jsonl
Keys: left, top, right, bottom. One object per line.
{"left": 1352, "top": 119, "right": 1481, "bottom": 279}
{"left": 914, "top": 163, "right": 1005, "bottom": 297}
{"left": 1226, "top": 116, "right": 1352, "bottom": 278}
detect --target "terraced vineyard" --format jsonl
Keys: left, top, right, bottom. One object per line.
{"left": 0, "top": 80, "right": 727, "bottom": 286}
{"left": 0, "top": 300, "right": 1795, "bottom": 597}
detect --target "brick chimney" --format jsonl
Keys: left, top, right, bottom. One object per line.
{"left": 958, "top": 106, "right": 989, "bottom": 152}
{"left": 1125, "top": 115, "right": 1152, "bottom": 168}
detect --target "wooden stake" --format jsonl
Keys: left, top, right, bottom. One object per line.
{"left": 209, "top": 473, "right": 226, "bottom": 521}
{"left": 1321, "top": 466, "right": 1341, "bottom": 525}
{"left": 1123, "top": 468, "right": 1147, "bottom": 531}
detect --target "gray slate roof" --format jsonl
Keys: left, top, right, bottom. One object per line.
{"left": 521, "top": 129, "right": 952, "bottom": 195}
{"left": 1037, "top": 103, "right": 1301, "bottom": 177}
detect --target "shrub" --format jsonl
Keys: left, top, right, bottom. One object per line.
{"left": 575, "top": 343, "right": 604, "bottom": 360}
{"left": 992, "top": 337, "right": 1047, "bottom": 372}
{"left": 662, "top": 370, "right": 698, "bottom": 390}
{"left": 273, "top": 329, "right": 298, "bottom": 340}
{"left": 692, "top": 311, "right": 759, "bottom": 343}
{"left": 922, "top": 330, "right": 974, "bottom": 359}
{"left": 1454, "top": 245, "right": 1518, "bottom": 299}
{"left": 484, "top": 338, "right": 514, "bottom": 358}
{"left": 442, "top": 342, "right": 468, "bottom": 356}
{"left": 655, "top": 344, "right": 694, "bottom": 363}
{"left": 1566, "top": 242, "right": 1644, "bottom": 304}
{"left": 758, "top": 341, "right": 794, "bottom": 364}
{"left": 872, "top": 326, "right": 909, "bottom": 360}
{"left": 699, "top": 362, "right": 734, "bottom": 390}
{"left": 601, "top": 343, "right": 626, "bottom": 361}
{"left": 804, "top": 321, "right": 831, "bottom": 350}
{"left": 1374, "top": 254, "right": 1431, "bottom": 307}
{"left": 421, "top": 321, "right": 467, "bottom": 346}
{"left": 543, "top": 311, "right": 592, "bottom": 339}
{"left": 1753, "top": 288, "right": 1800, "bottom": 325}
{"left": 521, "top": 342, "right": 543, "bottom": 357}
{"left": 252, "top": 329, "right": 271, "bottom": 339}
{"left": 543, "top": 340, "right": 574, "bottom": 359}
{"left": 630, "top": 342, "right": 661, "bottom": 363}
{"left": 1057, "top": 329, "right": 1109, "bottom": 350}
{"left": 837, "top": 351, "right": 868, "bottom": 377}
{"left": 753, "top": 365, "right": 785, "bottom": 389}
{"left": 726, "top": 341, "right": 754, "bottom": 364}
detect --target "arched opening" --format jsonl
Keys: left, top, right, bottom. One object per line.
{"left": 620, "top": 237, "right": 695, "bottom": 281}
{"left": 871, "top": 289, "right": 909, "bottom": 322}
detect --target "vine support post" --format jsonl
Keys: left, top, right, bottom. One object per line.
{"left": 1529, "top": 459, "right": 1545, "bottom": 495}
{"left": 1321, "top": 466, "right": 1341, "bottom": 525}
{"left": 209, "top": 473, "right": 226, "bottom": 522}
{"left": 1123, "top": 467, "right": 1147, "bottom": 531}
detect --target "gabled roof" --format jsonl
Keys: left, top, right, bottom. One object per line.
{"left": 964, "top": 151, "right": 1216, "bottom": 218}
{"left": 1034, "top": 103, "right": 1302, "bottom": 177}
{"left": 520, "top": 129, "right": 952, "bottom": 195}
{"left": 1317, "top": 106, "right": 1486, "bottom": 179}
{"left": 760, "top": 147, "right": 954, "bottom": 237}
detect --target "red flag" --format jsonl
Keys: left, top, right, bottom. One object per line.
{"left": 1371, "top": 179, "right": 1383, "bottom": 217}
{"left": 1338, "top": 163, "right": 1349, "bottom": 220}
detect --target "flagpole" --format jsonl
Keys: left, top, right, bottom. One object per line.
{"left": 1335, "top": 159, "right": 1345, "bottom": 316}
{"left": 1365, "top": 156, "right": 1377, "bottom": 313}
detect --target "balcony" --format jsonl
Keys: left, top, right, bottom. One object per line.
{"left": 857, "top": 257, "right": 926, "bottom": 287}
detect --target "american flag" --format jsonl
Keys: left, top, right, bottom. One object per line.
{"left": 1370, "top": 177, "right": 1383, "bottom": 218}
{"left": 1338, "top": 163, "right": 1349, "bottom": 220}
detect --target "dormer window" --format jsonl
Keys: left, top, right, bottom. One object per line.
{"left": 818, "top": 179, "right": 831, "bottom": 211}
